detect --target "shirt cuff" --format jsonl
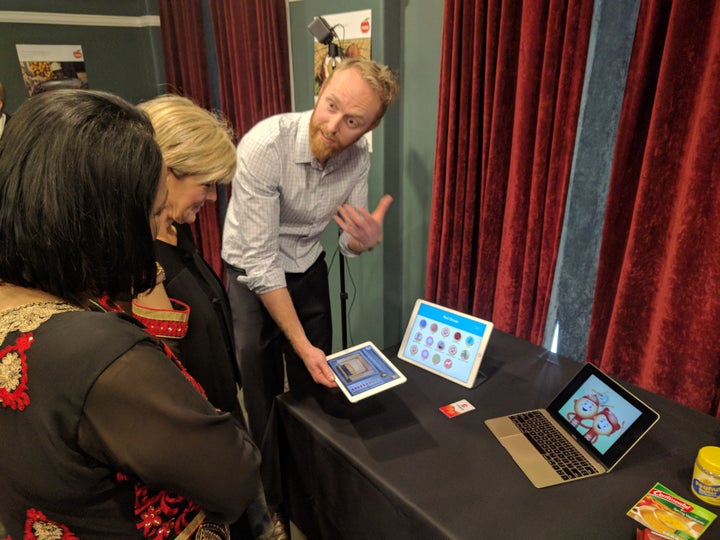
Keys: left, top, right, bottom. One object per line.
{"left": 132, "top": 298, "right": 190, "bottom": 339}
{"left": 338, "top": 231, "right": 360, "bottom": 258}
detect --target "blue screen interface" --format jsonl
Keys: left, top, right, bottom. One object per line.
{"left": 328, "top": 345, "right": 402, "bottom": 396}
{"left": 401, "top": 302, "right": 489, "bottom": 383}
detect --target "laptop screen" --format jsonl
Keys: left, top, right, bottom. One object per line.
{"left": 548, "top": 363, "right": 659, "bottom": 470}
{"left": 397, "top": 299, "right": 493, "bottom": 388}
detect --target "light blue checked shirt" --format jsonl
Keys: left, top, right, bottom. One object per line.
{"left": 222, "top": 111, "right": 370, "bottom": 295}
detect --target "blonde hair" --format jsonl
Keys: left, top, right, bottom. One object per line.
{"left": 327, "top": 58, "right": 399, "bottom": 118}
{"left": 138, "top": 94, "right": 236, "bottom": 184}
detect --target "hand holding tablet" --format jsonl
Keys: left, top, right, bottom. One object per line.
{"left": 326, "top": 342, "right": 407, "bottom": 403}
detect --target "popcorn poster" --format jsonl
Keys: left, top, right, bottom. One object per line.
{"left": 310, "top": 9, "right": 373, "bottom": 150}
{"left": 16, "top": 44, "right": 89, "bottom": 97}
{"left": 312, "top": 9, "right": 372, "bottom": 97}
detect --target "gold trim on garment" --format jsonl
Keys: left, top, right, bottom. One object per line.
{"left": 176, "top": 510, "right": 206, "bottom": 540}
{"left": 0, "top": 302, "right": 81, "bottom": 344}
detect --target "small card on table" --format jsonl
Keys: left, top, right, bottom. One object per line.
{"left": 439, "top": 399, "right": 475, "bottom": 418}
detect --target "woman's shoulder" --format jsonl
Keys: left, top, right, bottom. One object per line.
{"left": 0, "top": 306, "right": 163, "bottom": 410}
{"left": 1, "top": 301, "right": 148, "bottom": 344}
{"left": 44, "top": 308, "right": 159, "bottom": 358}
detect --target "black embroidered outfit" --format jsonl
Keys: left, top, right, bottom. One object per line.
{"left": 0, "top": 303, "right": 261, "bottom": 539}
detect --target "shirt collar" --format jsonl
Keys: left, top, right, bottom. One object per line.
{"left": 295, "top": 111, "right": 315, "bottom": 165}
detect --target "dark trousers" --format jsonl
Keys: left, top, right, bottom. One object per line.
{"left": 226, "top": 253, "right": 333, "bottom": 446}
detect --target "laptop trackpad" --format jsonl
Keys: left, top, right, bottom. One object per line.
{"left": 498, "top": 433, "right": 561, "bottom": 488}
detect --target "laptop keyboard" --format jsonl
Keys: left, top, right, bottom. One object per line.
{"left": 509, "top": 411, "right": 599, "bottom": 480}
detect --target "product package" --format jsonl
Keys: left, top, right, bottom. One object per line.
{"left": 628, "top": 483, "right": 717, "bottom": 539}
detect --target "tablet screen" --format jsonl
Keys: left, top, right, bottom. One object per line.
{"left": 327, "top": 342, "right": 407, "bottom": 402}
{"left": 398, "top": 299, "right": 493, "bottom": 388}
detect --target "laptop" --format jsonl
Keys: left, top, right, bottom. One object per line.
{"left": 485, "top": 362, "right": 659, "bottom": 488}
{"left": 397, "top": 299, "right": 493, "bottom": 388}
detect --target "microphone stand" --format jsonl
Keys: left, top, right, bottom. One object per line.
{"left": 338, "top": 229, "right": 348, "bottom": 349}
{"left": 328, "top": 40, "right": 346, "bottom": 349}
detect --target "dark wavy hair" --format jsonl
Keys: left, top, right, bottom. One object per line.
{"left": 0, "top": 89, "right": 163, "bottom": 305}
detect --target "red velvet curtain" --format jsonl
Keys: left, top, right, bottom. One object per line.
{"left": 158, "top": 0, "right": 212, "bottom": 108}
{"left": 425, "top": 0, "right": 593, "bottom": 344}
{"left": 209, "top": 0, "right": 292, "bottom": 139}
{"left": 157, "top": 0, "right": 291, "bottom": 277}
{"left": 587, "top": 1, "right": 720, "bottom": 416}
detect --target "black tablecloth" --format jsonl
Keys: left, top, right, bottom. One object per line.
{"left": 262, "top": 330, "right": 720, "bottom": 539}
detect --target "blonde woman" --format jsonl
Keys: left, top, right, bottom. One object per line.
{"left": 137, "top": 95, "right": 277, "bottom": 539}
{"left": 137, "top": 94, "right": 239, "bottom": 418}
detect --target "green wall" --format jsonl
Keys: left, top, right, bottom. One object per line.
{"left": 289, "top": 0, "right": 442, "bottom": 351}
{"left": 0, "top": 0, "right": 163, "bottom": 112}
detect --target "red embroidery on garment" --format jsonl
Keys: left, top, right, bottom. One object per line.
{"left": 96, "top": 295, "right": 207, "bottom": 398}
{"left": 23, "top": 508, "right": 78, "bottom": 540}
{"left": 0, "top": 333, "right": 33, "bottom": 410}
{"left": 131, "top": 481, "right": 201, "bottom": 539}
{"left": 95, "top": 296, "right": 205, "bottom": 538}
{"left": 94, "top": 295, "right": 119, "bottom": 312}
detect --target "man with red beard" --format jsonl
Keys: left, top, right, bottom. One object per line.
{"left": 222, "top": 58, "right": 398, "bottom": 450}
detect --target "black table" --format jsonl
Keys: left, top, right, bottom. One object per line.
{"left": 262, "top": 330, "right": 720, "bottom": 539}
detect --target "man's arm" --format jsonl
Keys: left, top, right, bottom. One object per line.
{"left": 259, "top": 288, "right": 337, "bottom": 388}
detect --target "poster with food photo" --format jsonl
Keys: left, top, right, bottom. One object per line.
{"left": 311, "top": 10, "right": 373, "bottom": 150}
{"left": 16, "top": 44, "right": 89, "bottom": 97}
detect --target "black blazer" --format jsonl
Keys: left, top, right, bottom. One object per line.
{"left": 155, "top": 223, "right": 243, "bottom": 418}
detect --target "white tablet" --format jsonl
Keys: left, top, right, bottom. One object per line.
{"left": 327, "top": 341, "right": 407, "bottom": 403}
{"left": 397, "top": 299, "right": 494, "bottom": 388}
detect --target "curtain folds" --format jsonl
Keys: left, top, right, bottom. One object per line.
{"left": 425, "top": 0, "right": 593, "bottom": 345}
{"left": 209, "top": 0, "right": 292, "bottom": 139}
{"left": 157, "top": 0, "right": 291, "bottom": 278}
{"left": 587, "top": 1, "right": 720, "bottom": 416}
{"left": 158, "top": 0, "right": 211, "bottom": 109}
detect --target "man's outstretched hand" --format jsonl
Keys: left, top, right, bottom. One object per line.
{"left": 334, "top": 194, "right": 393, "bottom": 253}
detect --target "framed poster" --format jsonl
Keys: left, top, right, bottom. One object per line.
{"left": 312, "top": 10, "right": 372, "bottom": 97}
{"left": 311, "top": 10, "right": 373, "bottom": 149}
{"left": 16, "top": 44, "right": 89, "bottom": 96}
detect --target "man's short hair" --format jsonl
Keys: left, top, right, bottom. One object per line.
{"left": 327, "top": 58, "right": 399, "bottom": 119}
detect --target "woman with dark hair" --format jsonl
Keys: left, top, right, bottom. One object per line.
{"left": 0, "top": 89, "right": 262, "bottom": 539}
